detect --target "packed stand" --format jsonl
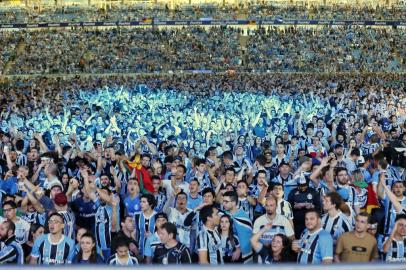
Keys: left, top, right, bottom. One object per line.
{"left": 12, "top": 27, "right": 241, "bottom": 74}
{"left": 6, "top": 26, "right": 406, "bottom": 74}
{"left": 0, "top": 73, "right": 405, "bottom": 265}
{"left": 0, "top": 4, "right": 406, "bottom": 24}
{"left": 0, "top": 31, "right": 20, "bottom": 74}
{"left": 246, "top": 26, "right": 405, "bottom": 72}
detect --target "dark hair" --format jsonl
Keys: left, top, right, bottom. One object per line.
{"left": 160, "top": 222, "right": 177, "bottom": 240}
{"left": 222, "top": 151, "right": 233, "bottom": 161}
{"left": 190, "top": 178, "right": 200, "bottom": 185}
{"left": 224, "top": 167, "right": 235, "bottom": 175}
{"left": 267, "top": 233, "right": 295, "bottom": 262}
{"left": 202, "top": 187, "right": 215, "bottom": 198}
{"left": 335, "top": 167, "right": 348, "bottom": 176}
{"left": 115, "top": 236, "right": 130, "bottom": 251}
{"left": 378, "top": 159, "right": 388, "bottom": 170}
{"left": 236, "top": 180, "right": 248, "bottom": 188}
{"left": 217, "top": 215, "right": 237, "bottom": 249}
{"left": 223, "top": 191, "right": 238, "bottom": 203}
{"left": 305, "top": 209, "right": 321, "bottom": 219}
{"left": 2, "top": 220, "right": 16, "bottom": 235}
{"left": 356, "top": 212, "right": 370, "bottom": 220}
{"left": 76, "top": 233, "right": 98, "bottom": 263}
{"left": 48, "top": 212, "right": 64, "bottom": 223}
{"left": 255, "top": 155, "right": 267, "bottom": 166}
{"left": 2, "top": 200, "right": 17, "bottom": 209}
{"left": 350, "top": 148, "right": 361, "bottom": 157}
{"left": 395, "top": 214, "right": 406, "bottom": 222}
{"left": 28, "top": 223, "right": 44, "bottom": 242}
{"left": 177, "top": 164, "right": 187, "bottom": 174}
{"left": 325, "top": 192, "right": 344, "bottom": 210}
{"left": 195, "top": 158, "right": 206, "bottom": 167}
{"left": 151, "top": 175, "right": 161, "bottom": 181}
{"left": 141, "top": 193, "right": 156, "bottom": 208}
{"left": 199, "top": 205, "right": 216, "bottom": 224}
{"left": 16, "top": 139, "right": 25, "bottom": 151}
{"left": 175, "top": 191, "right": 187, "bottom": 200}
{"left": 257, "top": 170, "right": 267, "bottom": 177}
{"left": 141, "top": 153, "right": 152, "bottom": 160}
{"left": 269, "top": 182, "right": 283, "bottom": 192}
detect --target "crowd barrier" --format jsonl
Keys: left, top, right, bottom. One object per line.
{"left": 2, "top": 264, "right": 406, "bottom": 269}
{"left": 1, "top": 19, "right": 406, "bottom": 29}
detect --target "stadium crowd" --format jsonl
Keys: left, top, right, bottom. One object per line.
{"left": 0, "top": 4, "right": 406, "bottom": 24}
{"left": 0, "top": 72, "right": 405, "bottom": 265}
{"left": 0, "top": 26, "right": 405, "bottom": 74}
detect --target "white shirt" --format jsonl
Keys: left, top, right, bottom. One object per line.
{"left": 253, "top": 214, "right": 294, "bottom": 245}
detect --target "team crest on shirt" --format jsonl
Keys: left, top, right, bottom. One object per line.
{"left": 307, "top": 194, "right": 313, "bottom": 200}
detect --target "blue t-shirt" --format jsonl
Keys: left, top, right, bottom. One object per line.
{"left": 187, "top": 194, "right": 203, "bottom": 210}
{"left": 297, "top": 228, "right": 333, "bottom": 264}
{"left": 124, "top": 195, "right": 141, "bottom": 217}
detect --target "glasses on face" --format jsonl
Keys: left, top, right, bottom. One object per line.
{"left": 48, "top": 219, "right": 63, "bottom": 224}
{"left": 3, "top": 208, "right": 15, "bottom": 212}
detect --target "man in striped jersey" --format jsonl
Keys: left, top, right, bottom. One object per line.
{"left": 236, "top": 180, "right": 256, "bottom": 221}
{"left": 30, "top": 213, "right": 75, "bottom": 265}
{"left": 164, "top": 191, "right": 194, "bottom": 249}
{"left": 87, "top": 185, "right": 119, "bottom": 260}
{"left": 53, "top": 192, "right": 76, "bottom": 239}
{"left": 322, "top": 192, "right": 353, "bottom": 243}
{"left": 377, "top": 174, "right": 406, "bottom": 236}
{"left": 0, "top": 220, "right": 24, "bottom": 264}
{"left": 145, "top": 212, "right": 168, "bottom": 264}
{"left": 335, "top": 167, "right": 360, "bottom": 217}
{"left": 222, "top": 191, "right": 253, "bottom": 263}
{"left": 292, "top": 209, "right": 333, "bottom": 264}
{"left": 134, "top": 193, "right": 157, "bottom": 258}
{"left": 384, "top": 214, "right": 406, "bottom": 262}
{"left": 196, "top": 205, "right": 223, "bottom": 264}
{"left": 151, "top": 176, "right": 167, "bottom": 213}
{"left": 2, "top": 201, "right": 30, "bottom": 245}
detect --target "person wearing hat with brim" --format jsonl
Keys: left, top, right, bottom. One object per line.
{"left": 288, "top": 172, "right": 321, "bottom": 239}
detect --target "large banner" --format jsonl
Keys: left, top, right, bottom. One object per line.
{"left": 1, "top": 19, "right": 405, "bottom": 29}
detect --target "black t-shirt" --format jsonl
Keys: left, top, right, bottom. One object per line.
{"left": 111, "top": 231, "right": 139, "bottom": 255}
{"left": 152, "top": 242, "right": 192, "bottom": 264}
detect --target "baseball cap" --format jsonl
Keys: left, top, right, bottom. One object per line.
{"left": 297, "top": 175, "right": 308, "bottom": 185}
{"left": 48, "top": 180, "right": 64, "bottom": 191}
{"left": 278, "top": 160, "right": 290, "bottom": 169}
{"left": 54, "top": 192, "right": 68, "bottom": 207}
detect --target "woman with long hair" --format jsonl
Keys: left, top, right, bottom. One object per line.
{"left": 22, "top": 224, "right": 45, "bottom": 262}
{"left": 251, "top": 227, "right": 295, "bottom": 264}
{"left": 73, "top": 232, "right": 104, "bottom": 264}
{"left": 217, "top": 215, "right": 241, "bottom": 263}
